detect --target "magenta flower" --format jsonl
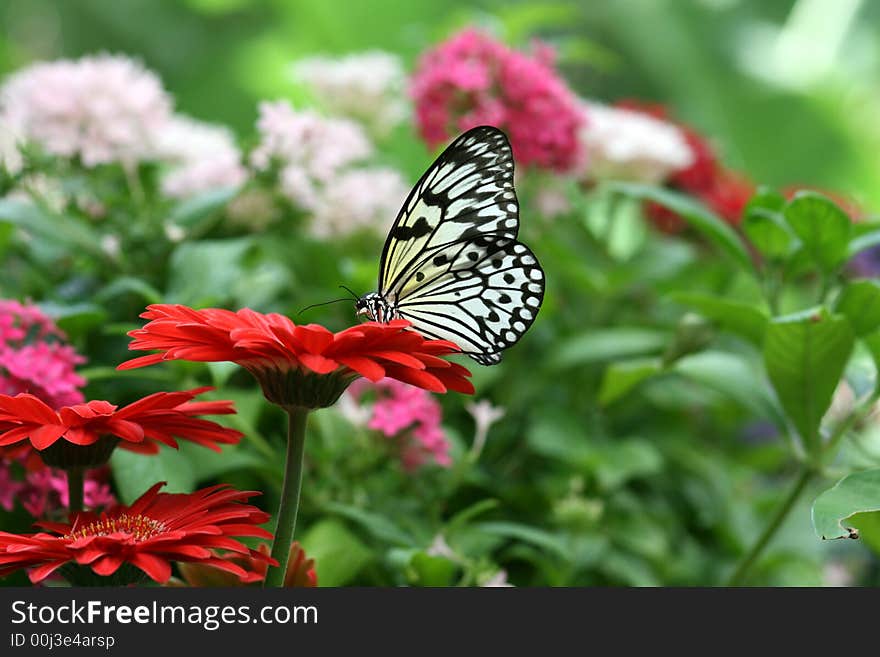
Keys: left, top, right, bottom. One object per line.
{"left": 411, "top": 28, "right": 584, "bottom": 172}
{"left": 0, "top": 456, "right": 115, "bottom": 518}
{"left": 0, "top": 300, "right": 85, "bottom": 408}
{"left": 347, "top": 378, "right": 451, "bottom": 470}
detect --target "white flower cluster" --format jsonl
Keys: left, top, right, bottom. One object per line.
{"left": 0, "top": 54, "right": 172, "bottom": 167}
{"left": 291, "top": 51, "right": 407, "bottom": 137}
{"left": 579, "top": 101, "right": 694, "bottom": 184}
{"left": 157, "top": 115, "right": 247, "bottom": 199}
{"left": 310, "top": 168, "right": 409, "bottom": 239}
{"left": 0, "top": 116, "right": 23, "bottom": 175}
{"left": 252, "top": 100, "right": 408, "bottom": 238}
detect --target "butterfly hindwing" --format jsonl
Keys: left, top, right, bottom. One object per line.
{"left": 372, "top": 125, "right": 544, "bottom": 364}
{"left": 395, "top": 237, "right": 545, "bottom": 364}
{"left": 379, "top": 126, "right": 519, "bottom": 299}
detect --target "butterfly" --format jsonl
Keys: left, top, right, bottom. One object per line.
{"left": 356, "top": 125, "right": 545, "bottom": 365}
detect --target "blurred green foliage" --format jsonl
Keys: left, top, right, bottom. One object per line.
{"left": 2, "top": 0, "right": 880, "bottom": 587}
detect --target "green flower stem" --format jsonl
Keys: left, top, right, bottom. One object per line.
{"left": 265, "top": 407, "right": 309, "bottom": 587}
{"left": 727, "top": 466, "right": 814, "bottom": 586}
{"left": 67, "top": 467, "right": 85, "bottom": 514}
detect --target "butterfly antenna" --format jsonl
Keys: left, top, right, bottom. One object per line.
{"left": 297, "top": 298, "right": 353, "bottom": 316}
{"left": 339, "top": 285, "right": 361, "bottom": 301}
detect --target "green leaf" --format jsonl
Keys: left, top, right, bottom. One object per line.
{"left": 407, "top": 552, "right": 459, "bottom": 587}
{"left": 864, "top": 331, "right": 880, "bottom": 392}
{"left": 606, "top": 182, "right": 752, "bottom": 271}
{"left": 598, "top": 357, "right": 663, "bottom": 405}
{"left": 167, "top": 186, "right": 239, "bottom": 233}
{"left": 668, "top": 292, "right": 768, "bottom": 346}
{"left": 551, "top": 328, "right": 667, "bottom": 369}
{"left": 674, "top": 351, "right": 784, "bottom": 424}
{"left": 38, "top": 302, "right": 107, "bottom": 337}
{"left": 591, "top": 439, "right": 663, "bottom": 490}
{"left": 742, "top": 209, "right": 797, "bottom": 260}
{"left": 167, "top": 238, "right": 253, "bottom": 306}
{"left": 110, "top": 447, "right": 196, "bottom": 505}
{"left": 835, "top": 280, "right": 880, "bottom": 336}
{"left": 300, "top": 519, "right": 373, "bottom": 586}
{"left": 321, "top": 502, "right": 414, "bottom": 546}
{"left": 764, "top": 308, "right": 855, "bottom": 452}
{"left": 811, "top": 469, "right": 880, "bottom": 539}
{"left": 445, "top": 499, "right": 500, "bottom": 536}
{"left": 783, "top": 192, "right": 852, "bottom": 271}
{"left": 177, "top": 442, "right": 267, "bottom": 484}
{"left": 474, "top": 521, "right": 570, "bottom": 561}
{"left": 848, "top": 229, "right": 880, "bottom": 258}
{"left": 0, "top": 198, "right": 103, "bottom": 256}
{"left": 94, "top": 277, "right": 163, "bottom": 305}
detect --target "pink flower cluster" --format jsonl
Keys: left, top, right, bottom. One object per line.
{"left": 0, "top": 54, "right": 172, "bottom": 167}
{"left": 411, "top": 29, "right": 583, "bottom": 171}
{"left": 0, "top": 300, "right": 86, "bottom": 408}
{"left": 347, "top": 378, "right": 450, "bottom": 471}
{"left": 0, "top": 457, "right": 115, "bottom": 518}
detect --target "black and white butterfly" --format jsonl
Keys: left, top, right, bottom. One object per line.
{"left": 356, "top": 126, "right": 545, "bottom": 365}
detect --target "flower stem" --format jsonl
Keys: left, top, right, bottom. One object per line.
{"left": 727, "top": 466, "right": 814, "bottom": 586}
{"left": 265, "top": 407, "right": 309, "bottom": 587}
{"left": 67, "top": 467, "right": 84, "bottom": 514}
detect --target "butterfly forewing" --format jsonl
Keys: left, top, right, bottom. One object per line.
{"left": 379, "top": 126, "right": 519, "bottom": 298}
{"left": 375, "top": 125, "right": 544, "bottom": 364}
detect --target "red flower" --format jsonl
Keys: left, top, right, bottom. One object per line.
{"left": 0, "top": 387, "right": 242, "bottom": 468}
{"left": 0, "top": 483, "right": 276, "bottom": 585}
{"left": 176, "top": 541, "right": 317, "bottom": 587}
{"left": 618, "top": 99, "right": 754, "bottom": 230}
{"left": 699, "top": 171, "right": 754, "bottom": 225}
{"left": 118, "top": 305, "right": 474, "bottom": 409}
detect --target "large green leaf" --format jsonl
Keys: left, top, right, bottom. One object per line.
{"left": 300, "top": 519, "right": 373, "bottom": 586}
{"left": 668, "top": 292, "right": 768, "bottom": 346}
{"left": 598, "top": 357, "right": 663, "bottom": 405}
{"left": 0, "top": 198, "right": 103, "bottom": 256}
{"left": 812, "top": 469, "right": 880, "bottom": 539}
{"left": 764, "top": 308, "right": 855, "bottom": 453}
{"left": 322, "top": 502, "right": 415, "bottom": 546}
{"left": 551, "top": 328, "right": 667, "bottom": 369}
{"left": 674, "top": 350, "right": 783, "bottom": 424}
{"left": 742, "top": 210, "right": 797, "bottom": 261}
{"left": 606, "top": 182, "right": 752, "bottom": 271}
{"left": 167, "top": 237, "right": 253, "bottom": 306}
{"left": 834, "top": 280, "right": 880, "bottom": 336}
{"left": 167, "top": 186, "right": 239, "bottom": 234}
{"left": 110, "top": 447, "right": 197, "bottom": 505}
{"left": 783, "top": 192, "right": 852, "bottom": 271}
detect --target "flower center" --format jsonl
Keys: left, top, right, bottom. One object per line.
{"left": 66, "top": 514, "right": 166, "bottom": 542}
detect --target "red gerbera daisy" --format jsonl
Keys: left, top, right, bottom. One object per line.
{"left": 118, "top": 304, "right": 474, "bottom": 410}
{"left": 176, "top": 541, "right": 317, "bottom": 587}
{"left": 0, "top": 387, "right": 243, "bottom": 469}
{"left": 0, "top": 483, "right": 276, "bottom": 585}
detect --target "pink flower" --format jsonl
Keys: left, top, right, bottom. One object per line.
{"left": 309, "top": 167, "right": 410, "bottom": 239}
{"left": 158, "top": 115, "right": 247, "bottom": 199}
{"left": 347, "top": 378, "right": 451, "bottom": 470}
{"left": 0, "top": 456, "right": 115, "bottom": 518}
{"left": 1, "top": 54, "right": 172, "bottom": 167}
{"left": 0, "top": 300, "right": 86, "bottom": 408}
{"left": 411, "top": 28, "right": 583, "bottom": 172}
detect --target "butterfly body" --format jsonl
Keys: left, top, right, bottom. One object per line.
{"left": 360, "top": 126, "right": 545, "bottom": 365}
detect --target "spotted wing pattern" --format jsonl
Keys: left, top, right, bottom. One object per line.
{"left": 375, "top": 126, "right": 545, "bottom": 365}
